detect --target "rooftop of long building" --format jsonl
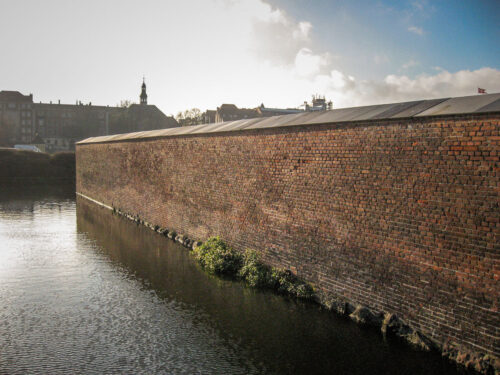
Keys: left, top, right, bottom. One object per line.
{"left": 78, "top": 93, "right": 500, "bottom": 145}
{"left": 0, "top": 90, "right": 33, "bottom": 102}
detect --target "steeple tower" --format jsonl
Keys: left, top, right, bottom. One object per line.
{"left": 140, "top": 77, "right": 148, "bottom": 105}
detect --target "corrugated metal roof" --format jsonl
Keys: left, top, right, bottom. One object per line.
{"left": 78, "top": 93, "right": 500, "bottom": 144}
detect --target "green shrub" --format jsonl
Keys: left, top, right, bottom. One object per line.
{"left": 269, "top": 268, "right": 314, "bottom": 299}
{"left": 270, "top": 268, "right": 294, "bottom": 293}
{"left": 192, "top": 237, "right": 314, "bottom": 300}
{"left": 192, "top": 236, "right": 242, "bottom": 276}
{"left": 238, "top": 250, "right": 270, "bottom": 288}
{"left": 293, "top": 282, "right": 315, "bottom": 299}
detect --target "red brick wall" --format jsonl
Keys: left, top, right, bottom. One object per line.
{"left": 76, "top": 114, "right": 499, "bottom": 358}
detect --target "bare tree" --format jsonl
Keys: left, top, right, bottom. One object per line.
{"left": 175, "top": 108, "right": 203, "bottom": 126}
{"left": 118, "top": 100, "right": 134, "bottom": 108}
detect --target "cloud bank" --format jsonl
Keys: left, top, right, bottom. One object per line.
{"left": 237, "top": 0, "right": 499, "bottom": 109}
{"left": 2, "top": 0, "right": 498, "bottom": 113}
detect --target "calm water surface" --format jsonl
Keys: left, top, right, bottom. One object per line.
{"left": 0, "top": 187, "right": 464, "bottom": 374}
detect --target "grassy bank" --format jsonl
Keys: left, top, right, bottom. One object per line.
{"left": 0, "top": 148, "right": 75, "bottom": 185}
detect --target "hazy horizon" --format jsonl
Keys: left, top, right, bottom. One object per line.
{"left": 1, "top": 0, "right": 499, "bottom": 116}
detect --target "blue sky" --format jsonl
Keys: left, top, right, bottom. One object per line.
{"left": 268, "top": 0, "right": 499, "bottom": 78}
{"left": 0, "top": 0, "right": 498, "bottom": 114}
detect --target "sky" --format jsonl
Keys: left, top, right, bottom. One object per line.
{"left": 0, "top": 0, "right": 499, "bottom": 116}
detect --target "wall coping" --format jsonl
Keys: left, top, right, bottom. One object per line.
{"left": 77, "top": 93, "right": 500, "bottom": 145}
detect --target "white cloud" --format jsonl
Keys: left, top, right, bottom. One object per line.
{"left": 374, "top": 54, "right": 390, "bottom": 64}
{"left": 345, "top": 67, "right": 500, "bottom": 106}
{"left": 237, "top": 1, "right": 500, "bottom": 109}
{"left": 250, "top": 5, "right": 313, "bottom": 66}
{"left": 411, "top": 0, "right": 435, "bottom": 15}
{"left": 412, "top": 1, "right": 424, "bottom": 11}
{"left": 143, "top": 1, "right": 500, "bottom": 111}
{"left": 294, "top": 21, "right": 312, "bottom": 40}
{"left": 294, "top": 48, "right": 329, "bottom": 77}
{"left": 408, "top": 26, "right": 424, "bottom": 35}
{"left": 187, "top": 0, "right": 499, "bottom": 110}
{"left": 401, "top": 59, "right": 419, "bottom": 70}
{"left": 5, "top": 0, "right": 498, "bottom": 114}
{"left": 208, "top": 1, "right": 500, "bottom": 110}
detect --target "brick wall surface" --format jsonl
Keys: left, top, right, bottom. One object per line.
{"left": 76, "top": 114, "right": 499, "bottom": 358}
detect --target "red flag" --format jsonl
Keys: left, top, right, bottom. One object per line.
{"left": 478, "top": 87, "right": 486, "bottom": 94}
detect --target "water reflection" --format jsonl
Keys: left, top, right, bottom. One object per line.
{"left": 0, "top": 189, "right": 462, "bottom": 374}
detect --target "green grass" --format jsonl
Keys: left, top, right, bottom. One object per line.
{"left": 192, "top": 237, "right": 314, "bottom": 300}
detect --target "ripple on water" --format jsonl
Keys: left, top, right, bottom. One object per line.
{"left": 0, "top": 193, "right": 463, "bottom": 375}
{"left": 0, "top": 198, "right": 259, "bottom": 374}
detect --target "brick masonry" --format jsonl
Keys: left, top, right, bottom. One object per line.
{"left": 76, "top": 114, "right": 499, "bottom": 363}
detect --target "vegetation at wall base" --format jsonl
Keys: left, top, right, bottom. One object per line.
{"left": 192, "top": 236, "right": 243, "bottom": 275}
{"left": 238, "top": 249, "right": 269, "bottom": 288}
{"left": 192, "top": 237, "right": 314, "bottom": 300}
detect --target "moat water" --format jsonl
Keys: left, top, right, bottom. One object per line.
{"left": 0, "top": 186, "right": 465, "bottom": 374}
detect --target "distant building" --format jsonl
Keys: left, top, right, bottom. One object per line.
{"left": 214, "top": 104, "right": 260, "bottom": 123}
{"left": 257, "top": 103, "right": 304, "bottom": 117}
{"left": 202, "top": 110, "right": 216, "bottom": 124}
{"left": 140, "top": 78, "right": 148, "bottom": 105}
{"left": 304, "top": 95, "right": 333, "bottom": 112}
{"left": 0, "top": 80, "right": 179, "bottom": 152}
{"left": 208, "top": 96, "right": 332, "bottom": 124}
{"left": 33, "top": 102, "right": 114, "bottom": 152}
{"left": 0, "top": 91, "right": 34, "bottom": 145}
{"left": 108, "top": 102, "right": 178, "bottom": 135}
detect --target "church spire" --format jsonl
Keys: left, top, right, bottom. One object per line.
{"left": 140, "top": 76, "right": 148, "bottom": 105}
